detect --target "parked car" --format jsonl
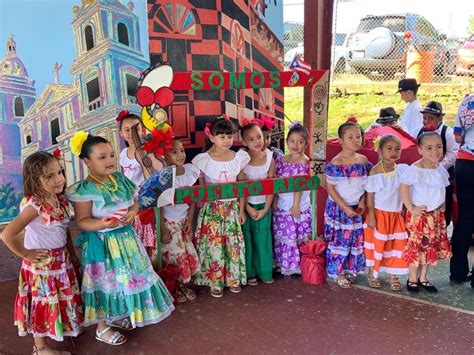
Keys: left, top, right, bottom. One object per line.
{"left": 346, "top": 13, "right": 448, "bottom": 80}
{"left": 456, "top": 35, "right": 474, "bottom": 76}
{"left": 284, "top": 33, "right": 349, "bottom": 73}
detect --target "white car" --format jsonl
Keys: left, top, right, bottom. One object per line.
{"left": 284, "top": 33, "right": 349, "bottom": 73}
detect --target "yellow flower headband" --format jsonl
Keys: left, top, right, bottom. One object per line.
{"left": 373, "top": 135, "right": 382, "bottom": 150}
{"left": 70, "top": 131, "right": 89, "bottom": 156}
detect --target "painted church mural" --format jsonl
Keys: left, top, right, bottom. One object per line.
{"left": 0, "top": 0, "right": 283, "bottom": 223}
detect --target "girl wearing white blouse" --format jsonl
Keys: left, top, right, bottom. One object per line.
{"left": 400, "top": 132, "right": 452, "bottom": 293}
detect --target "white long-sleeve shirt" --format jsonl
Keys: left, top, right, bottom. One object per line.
{"left": 400, "top": 99, "right": 423, "bottom": 138}
{"left": 435, "top": 124, "right": 458, "bottom": 170}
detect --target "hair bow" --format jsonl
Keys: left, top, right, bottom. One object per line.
{"left": 347, "top": 116, "right": 358, "bottom": 123}
{"left": 289, "top": 120, "right": 303, "bottom": 129}
{"left": 260, "top": 115, "right": 276, "bottom": 130}
{"left": 52, "top": 148, "right": 62, "bottom": 160}
{"left": 116, "top": 110, "right": 130, "bottom": 122}
{"left": 373, "top": 135, "right": 382, "bottom": 150}
{"left": 70, "top": 131, "right": 89, "bottom": 157}
{"left": 204, "top": 122, "right": 212, "bottom": 137}
{"left": 241, "top": 118, "right": 264, "bottom": 128}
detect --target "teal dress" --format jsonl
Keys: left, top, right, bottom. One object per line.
{"left": 67, "top": 172, "right": 174, "bottom": 327}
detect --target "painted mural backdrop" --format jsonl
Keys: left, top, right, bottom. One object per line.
{"left": 0, "top": 0, "right": 283, "bottom": 223}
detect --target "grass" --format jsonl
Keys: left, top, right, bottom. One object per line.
{"left": 284, "top": 74, "right": 474, "bottom": 138}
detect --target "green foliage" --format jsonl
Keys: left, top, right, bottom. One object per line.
{"left": 0, "top": 183, "right": 22, "bottom": 223}
{"left": 469, "top": 15, "right": 474, "bottom": 34}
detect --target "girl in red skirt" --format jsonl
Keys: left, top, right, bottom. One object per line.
{"left": 1, "top": 152, "right": 83, "bottom": 354}
{"left": 400, "top": 132, "right": 452, "bottom": 293}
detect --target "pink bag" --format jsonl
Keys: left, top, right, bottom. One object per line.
{"left": 299, "top": 240, "right": 327, "bottom": 285}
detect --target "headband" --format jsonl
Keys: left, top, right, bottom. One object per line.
{"left": 116, "top": 110, "right": 130, "bottom": 122}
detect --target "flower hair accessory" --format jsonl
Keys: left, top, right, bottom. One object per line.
{"left": 116, "top": 110, "right": 130, "bottom": 122}
{"left": 260, "top": 115, "right": 275, "bottom": 130}
{"left": 241, "top": 118, "right": 264, "bottom": 128}
{"left": 289, "top": 120, "right": 303, "bottom": 129}
{"left": 52, "top": 148, "right": 62, "bottom": 160}
{"left": 143, "top": 124, "right": 174, "bottom": 157}
{"left": 373, "top": 135, "right": 382, "bottom": 150}
{"left": 347, "top": 116, "right": 358, "bottom": 124}
{"left": 204, "top": 122, "right": 212, "bottom": 137}
{"left": 217, "top": 114, "right": 230, "bottom": 121}
{"left": 70, "top": 131, "right": 89, "bottom": 156}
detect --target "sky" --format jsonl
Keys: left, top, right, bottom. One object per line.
{"left": 283, "top": 0, "right": 474, "bottom": 37}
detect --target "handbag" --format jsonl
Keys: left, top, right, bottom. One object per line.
{"left": 299, "top": 239, "right": 327, "bottom": 285}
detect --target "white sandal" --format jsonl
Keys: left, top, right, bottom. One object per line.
{"left": 108, "top": 317, "right": 133, "bottom": 330}
{"left": 95, "top": 326, "right": 127, "bottom": 346}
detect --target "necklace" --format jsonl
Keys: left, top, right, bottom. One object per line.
{"left": 89, "top": 173, "right": 119, "bottom": 193}
{"left": 46, "top": 195, "right": 60, "bottom": 210}
{"left": 381, "top": 162, "right": 397, "bottom": 178}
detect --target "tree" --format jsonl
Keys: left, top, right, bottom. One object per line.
{"left": 0, "top": 183, "right": 22, "bottom": 223}
{"left": 469, "top": 15, "right": 474, "bottom": 34}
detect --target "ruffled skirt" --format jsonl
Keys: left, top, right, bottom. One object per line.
{"left": 80, "top": 225, "right": 174, "bottom": 327}
{"left": 14, "top": 247, "right": 83, "bottom": 341}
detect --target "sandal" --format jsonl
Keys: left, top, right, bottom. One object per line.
{"left": 182, "top": 287, "right": 197, "bottom": 301}
{"left": 32, "top": 346, "right": 71, "bottom": 355}
{"left": 418, "top": 279, "right": 438, "bottom": 293}
{"left": 389, "top": 276, "right": 402, "bottom": 291}
{"left": 262, "top": 278, "right": 275, "bottom": 284}
{"left": 229, "top": 285, "right": 242, "bottom": 294}
{"left": 210, "top": 288, "right": 223, "bottom": 298}
{"left": 335, "top": 277, "right": 352, "bottom": 289}
{"left": 95, "top": 326, "right": 127, "bottom": 346}
{"left": 247, "top": 278, "right": 259, "bottom": 286}
{"left": 177, "top": 290, "right": 188, "bottom": 303}
{"left": 367, "top": 275, "right": 381, "bottom": 289}
{"left": 109, "top": 317, "right": 133, "bottom": 330}
{"left": 345, "top": 274, "right": 356, "bottom": 284}
{"left": 406, "top": 280, "right": 419, "bottom": 293}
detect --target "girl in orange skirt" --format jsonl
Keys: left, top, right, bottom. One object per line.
{"left": 400, "top": 132, "right": 452, "bottom": 293}
{"left": 364, "top": 135, "right": 409, "bottom": 291}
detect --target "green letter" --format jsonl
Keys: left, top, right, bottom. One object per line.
{"left": 221, "top": 183, "right": 235, "bottom": 199}
{"left": 249, "top": 181, "right": 263, "bottom": 196}
{"left": 175, "top": 187, "right": 191, "bottom": 204}
{"left": 190, "top": 186, "right": 205, "bottom": 203}
{"left": 209, "top": 71, "right": 224, "bottom": 90}
{"left": 294, "top": 177, "right": 307, "bottom": 191}
{"left": 191, "top": 72, "right": 203, "bottom": 90}
{"left": 229, "top": 71, "right": 245, "bottom": 89}
{"left": 269, "top": 71, "right": 281, "bottom": 88}
{"left": 250, "top": 70, "right": 264, "bottom": 89}
{"left": 207, "top": 185, "right": 220, "bottom": 201}
{"left": 273, "top": 178, "right": 286, "bottom": 194}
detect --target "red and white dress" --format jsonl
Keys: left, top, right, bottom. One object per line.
{"left": 162, "top": 164, "right": 201, "bottom": 283}
{"left": 363, "top": 165, "right": 409, "bottom": 278}
{"left": 14, "top": 195, "right": 83, "bottom": 341}
{"left": 400, "top": 165, "right": 452, "bottom": 266}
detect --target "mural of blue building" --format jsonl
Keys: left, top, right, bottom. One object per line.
{"left": 20, "top": 0, "right": 149, "bottom": 186}
{"left": 0, "top": 35, "right": 36, "bottom": 191}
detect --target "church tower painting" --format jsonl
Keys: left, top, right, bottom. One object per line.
{"left": 0, "top": 35, "right": 36, "bottom": 191}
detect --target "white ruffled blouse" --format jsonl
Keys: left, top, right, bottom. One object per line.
{"left": 400, "top": 164, "right": 450, "bottom": 212}
{"left": 162, "top": 164, "right": 200, "bottom": 221}
{"left": 243, "top": 149, "right": 273, "bottom": 204}
{"left": 192, "top": 150, "right": 250, "bottom": 201}
{"left": 365, "top": 164, "right": 408, "bottom": 212}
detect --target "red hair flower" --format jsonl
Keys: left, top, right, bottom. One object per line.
{"left": 204, "top": 122, "right": 212, "bottom": 137}
{"left": 116, "top": 110, "right": 130, "bottom": 122}
{"left": 260, "top": 115, "right": 276, "bottom": 130}
{"left": 52, "top": 148, "right": 61, "bottom": 160}
{"left": 241, "top": 118, "right": 264, "bottom": 128}
{"left": 347, "top": 116, "right": 358, "bottom": 123}
{"left": 142, "top": 126, "right": 174, "bottom": 157}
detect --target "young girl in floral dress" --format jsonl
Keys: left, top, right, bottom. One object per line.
{"left": 67, "top": 132, "right": 174, "bottom": 346}
{"left": 324, "top": 119, "right": 372, "bottom": 288}
{"left": 161, "top": 139, "right": 200, "bottom": 302}
{"left": 400, "top": 132, "right": 451, "bottom": 293}
{"left": 273, "top": 121, "right": 312, "bottom": 276}
{"left": 192, "top": 116, "right": 250, "bottom": 297}
{"left": 2, "top": 152, "right": 83, "bottom": 355}
{"left": 240, "top": 119, "right": 275, "bottom": 285}
{"left": 364, "top": 135, "right": 409, "bottom": 291}
{"left": 117, "top": 110, "right": 159, "bottom": 264}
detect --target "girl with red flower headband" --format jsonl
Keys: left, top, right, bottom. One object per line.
{"left": 258, "top": 115, "right": 284, "bottom": 159}
{"left": 117, "top": 110, "right": 158, "bottom": 264}
{"left": 2, "top": 151, "right": 83, "bottom": 354}
{"left": 239, "top": 119, "right": 276, "bottom": 285}
{"left": 191, "top": 116, "right": 250, "bottom": 298}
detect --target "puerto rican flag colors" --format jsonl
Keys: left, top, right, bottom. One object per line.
{"left": 289, "top": 55, "right": 312, "bottom": 75}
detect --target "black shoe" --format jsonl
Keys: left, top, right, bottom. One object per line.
{"left": 418, "top": 280, "right": 438, "bottom": 293}
{"left": 449, "top": 274, "right": 472, "bottom": 284}
{"left": 406, "top": 280, "right": 419, "bottom": 293}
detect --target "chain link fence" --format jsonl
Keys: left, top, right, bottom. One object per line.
{"left": 283, "top": 0, "right": 474, "bottom": 135}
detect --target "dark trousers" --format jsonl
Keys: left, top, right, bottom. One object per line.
{"left": 450, "top": 159, "right": 474, "bottom": 280}
{"left": 445, "top": 183, "right": 453, "bottom": 226}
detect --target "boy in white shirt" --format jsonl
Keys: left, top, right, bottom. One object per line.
{"left": 397, "top": 79, "right": 423, "bottom": 138}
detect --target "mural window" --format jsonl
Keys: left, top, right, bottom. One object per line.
{"left": 126, "top": 74, "right": 138, "bottom": 104}
{"left": 86, "top": 77, "right": 101, "bottom": 111}
{"left": 14, "top": 97, "right": 24, "bottom": 117}
{"left": 24, "top": 125, "right": 32, "bottom": 145}
{"left": 154, "top": 3, "right": 197, "bottom": 36}
{"left": 50, "top": 118, "right": 60, "bottom": 145}
{"left": 85, "top": 25, "right": 95, "bottom": 51}
{"left": 117, "top": 23, "right": 129, "bottom": 46}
